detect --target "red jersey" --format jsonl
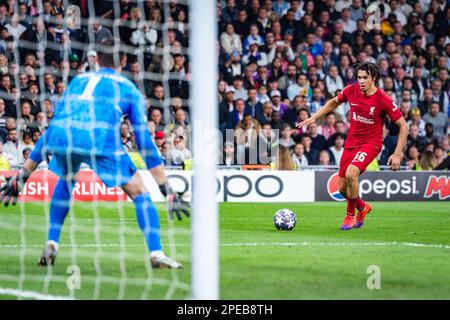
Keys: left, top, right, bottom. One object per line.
{"left": 337, "top": 83, "right": 403, "bottom": 149}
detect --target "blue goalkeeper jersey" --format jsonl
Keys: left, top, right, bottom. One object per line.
{"left": 37, "top": 68, "right": 162, "bottom": 169}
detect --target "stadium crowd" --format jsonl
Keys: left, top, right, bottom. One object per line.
{"left": 217, "top": 0, "right": 450, "bottom": 171}
{"left": 0, "top": 0, "right": 449, "bottom": 172}
{"left": 0, "top": 0, "right": 192, "bottom": 170}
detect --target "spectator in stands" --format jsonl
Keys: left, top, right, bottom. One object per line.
{"left": 150, "top": 84, "right": 166, "bottom": 111}
{"left": 91, "top": 20, "right": 113, "bottom": 44}
{"left": 256, "top": 101, "right": 273, "bottom": 125}
{"left": 257, "top": 122, "right": 278, "bottom": 164}
{"left": 79, "top": 50, "right": 100, "bottom": 73}
{"left": 221, "top": 141, "right": 237, "bottom": 167}
{"left": 29, "top": 112, "right": 48, "bottom": 134}
{"left": 219, "top": 85, "right": 235, "bottom": 133}
{"left": 222, "top": 0, "right": 239, "bottom": 24}
{"left": 270, "top": 90, "right": 287, "bottom": 117}
{"left": 0, "top": 98, "right": 10, "bottom": 126}
{"left": 0, "top": 0, "right": 445, "bottom": 172}
{"left": 300, "top": 133, "right": 319, "bottom": 165}
{"left": 173, "top": 109, "right": 190, "bottom": 133}
{"left": 243, "top": 23, "right": 265, "bottom": 54}
{"left": 309, "top": 87, "right": 326, "bottom": 116}
{"left": 287, "top": 73, "right": 312, "bottom": 101}
{"left": 278, "top": 64, "right": 298, "bottom": 91}
{"left": 50, "top": 80, "right": 66, "bottom": 110}
{"left": 329, "top": 133, "right": 345, "bottom": 166}
{"left": 406, "top": 145, "right": 420, "bottom": 170}
{"left": 325, "top": 65, "right": 344, "bottom": 96}
{"left": 42, "top": 98, "right": 54, "bottom": 121}
{"left": 294, "top": 108, "right": 310, "bottom": 136}
{"left": 245, "top": 87, "right": 262, "bottom": 118}
{"left": 18, "top": 131, "right": 34, "bottom": 164}
{"left": 271, "top": 110, "right": 283, "bottom": 130}
{"left": 257, "top": 84, "right": 270, "bottom": 104}
{"left": 154, "top": 131, "right": 165, "bottom": 152}
{"left": 279, "top": 123, "right": 294, "bottom": 149}
{"left": 17, "top": 101, "right": 34, "bottom": 133}
{"left": 308, "top": 123, "right": 328, "bottom": 152}
{"left": 433, "top": 146, "right": 446, "bottom": 167}
{"left": 319, "top": 112, "right": 337, "bottom": 140}
{"left": 220, "top": 23, "right": 242, "bottom": 55}
{"left": 418, "top": 150, "right": 439, "bottom": 170}
{"left": 422, "top": 102, "right": 448, "bottom": 139}
{"left": 319, "top": 150, "right": 332, "bottom": 166}
{"left": 172, "top": 135, "right": 191, "bottom": 166}
{"left": 407, "top": 123, "right": 427, "bottom": 153}
{"left": 150, "top": 108, "right": 165, "bottom": 132}
{"left": 271, "top": 145, "right": 295, "bottom": 170}
{"left": 242, "top": 42, "right": 268, "bottom": 67}
{"left": 2, "top": 128, "right": 19, "bottom": 166}
{"left": 407, "top": 107, "right": 426, "bottom": 137}
{"left": 161, "top": 141, "right": 175, "bottom": 166}
{"left": 424, "top": 123, "right": 439, "bottom": 145}
{"left": 120, "top": 121, "right": 133, "bottom": 152}
{"left": 232, "top": 76, "right": 248, "bottom": 100}
{"left": 292, "top": 141, "right": 308, "bottom": 168}
{"left": 227, "top": 98, "right": 246, "bottom": 129}
{"left": 0, "top": 140, "right": 10, "bottom": 170}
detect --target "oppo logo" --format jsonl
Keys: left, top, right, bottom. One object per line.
{"left": 167, "top": 174, "right": 284, "bottom": 202}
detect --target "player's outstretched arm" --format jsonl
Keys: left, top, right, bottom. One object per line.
{"left": 296, "top": 96, "right": 341, "bottom": 128}
{"left": 387, "top": 117, "right": 408, "bottom": 171}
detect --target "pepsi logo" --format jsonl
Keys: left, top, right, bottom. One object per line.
{"left": 327, "top": 172, "right": 345, "bottom": 201}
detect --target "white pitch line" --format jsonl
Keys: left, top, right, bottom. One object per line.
{"left": 0, "top": 287, "right": 74, "bottom": 300}
{"left": 0, "top": 242, "right": 449, "bottom": 249}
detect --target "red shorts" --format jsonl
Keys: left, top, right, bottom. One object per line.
{"left": 338, "top": 144, "right": 381, "bottom": 178}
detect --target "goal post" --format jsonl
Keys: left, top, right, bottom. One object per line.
{"left": 190, "top": 0, "right": 219, "bottom": 300}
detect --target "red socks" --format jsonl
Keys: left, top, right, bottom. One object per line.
{"left": 346, "top": 196, "right": 365, "bottom": 215}
{"left": 356, "top": 197, "right": 365, "bottom": 212}
{"left": 346, "top": 197, "right": 358, "bottom": 216}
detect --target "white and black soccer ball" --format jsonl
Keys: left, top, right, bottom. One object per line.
{"left": 273, "top": 209, "right": 297, "bottom": 231}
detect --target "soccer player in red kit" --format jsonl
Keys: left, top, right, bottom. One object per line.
{"left": 297, "top": 62, "right": 408, "bottom": 230}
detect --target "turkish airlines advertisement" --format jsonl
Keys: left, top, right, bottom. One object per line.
{"left": 315, "top": 171, "right": 450, "bottom": 201}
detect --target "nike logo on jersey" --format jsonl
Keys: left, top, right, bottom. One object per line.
{"left": 351, "top": 103, "right": 358, "bottom": 106}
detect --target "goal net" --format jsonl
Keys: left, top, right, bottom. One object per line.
{"left": 0, "top": 0, "right": 209, "bottom": 300}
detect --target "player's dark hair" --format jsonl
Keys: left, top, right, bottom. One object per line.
{"left": 353, "top": 62, "right": 383, "bottom": 85}
{"left": 98, "top": 37, "right": 118, "bottom": 68}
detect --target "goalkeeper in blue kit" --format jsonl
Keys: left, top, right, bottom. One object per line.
{"left": 0, "top": 38, "right": 189, "bottom": 269}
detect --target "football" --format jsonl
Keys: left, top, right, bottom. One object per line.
{"left": 273, "top": 209, "right": 297, "bottom": 231}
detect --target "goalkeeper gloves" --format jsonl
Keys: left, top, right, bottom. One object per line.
{"left": 0, "top": 168, "right": 32, "bottom": 207}
{"left": 159, "top": 183, "right": 190, "bottom": 221}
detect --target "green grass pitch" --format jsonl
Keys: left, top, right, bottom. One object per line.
{"left": 0, "top": 201, "right": 449, "bottom": 299}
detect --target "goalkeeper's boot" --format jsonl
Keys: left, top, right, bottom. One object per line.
{"left": 38, "top": 242, "right": 58, "bottom": 266}
{"left": 151, "top": 253, "right": 182, "bottom": 269}
{"left": 340, "top": 213, "right": 356, "bottom": 230}
{"left": 354, "top": 202, "right": 372, "bottom": 229}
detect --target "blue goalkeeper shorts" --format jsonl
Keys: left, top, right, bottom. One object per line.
{"left": 49, "top": 152, "right": 137, "bottom": 188}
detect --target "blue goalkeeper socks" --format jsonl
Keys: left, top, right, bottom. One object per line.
{"left": 47, "top": 179, "right": 72, "bottom": 243}
{"left": 134, "top": 193, "right": 162, "bottom": 252}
